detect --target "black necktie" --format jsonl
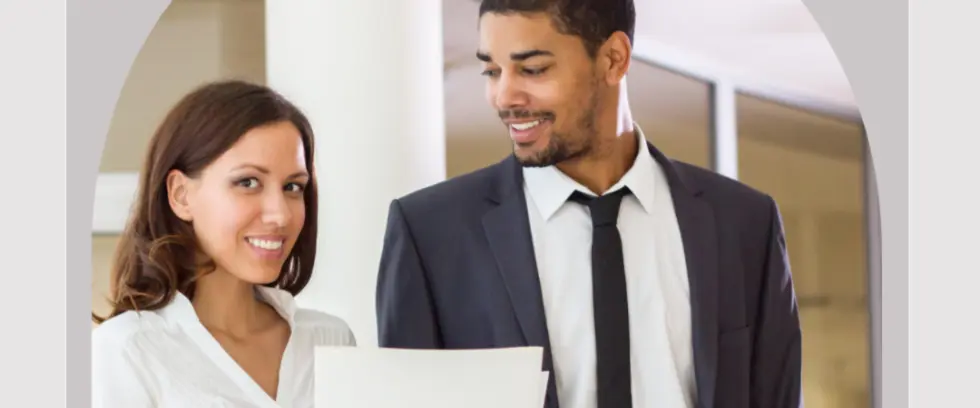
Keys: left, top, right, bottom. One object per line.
{"left": 568, "top": 188, "right": 633, "bottom": 408}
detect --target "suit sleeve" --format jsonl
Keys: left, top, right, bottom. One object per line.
{"left": 376, "top": 199, "right": 443, "bottom": 348}
{"left": 750, "top": 197, "right": 804, "bottom": 408}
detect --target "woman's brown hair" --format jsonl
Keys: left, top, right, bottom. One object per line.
{"left": 92, "top": 80, "right": 318, "bottom": 324}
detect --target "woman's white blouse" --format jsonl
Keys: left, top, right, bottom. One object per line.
{"left": 91, "top": 286, "right": 356, "bottom": 408}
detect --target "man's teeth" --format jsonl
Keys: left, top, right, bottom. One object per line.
{"left": 511, "top": 120, "right": 541, "bottom": 131}
{"left": 247, "top": 238, "right": 283, "bottom": 250}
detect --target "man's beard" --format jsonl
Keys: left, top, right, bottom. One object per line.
{"left": 515, "top": 89, "right": 600, "bottom": 168}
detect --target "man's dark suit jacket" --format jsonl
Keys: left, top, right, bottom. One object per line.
{"left": 375, "top": 142, "right": 803, "bottom": 408}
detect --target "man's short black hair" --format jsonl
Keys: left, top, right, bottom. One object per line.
{"left": 478, "top": 0, "right": 636, "bottom": 59}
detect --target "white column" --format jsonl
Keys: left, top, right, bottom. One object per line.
{"left": 710, "top": 80, "right": 739, "bottom": 179}
{"left": 265, "top": 0, "right": 446, "bottom": 346}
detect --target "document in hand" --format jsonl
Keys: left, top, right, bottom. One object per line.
{"left": 314, "top": 346, "right": 550, "bottom": 408}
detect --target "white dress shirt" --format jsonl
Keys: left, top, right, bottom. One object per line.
{"left": 91, "top": 286, "right": 356, "bottom": 408}
{"left": 522, "top": 125, "right": 697, "bottom": 408}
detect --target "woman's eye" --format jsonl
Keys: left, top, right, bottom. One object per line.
{"left": 523, "top": 67, "right": 548, "bottom": 76}
{"left": 237, "top": 177, "right": 260, "bottom": 189}
{"left": 285, "top": 183, "right": 305, "bottom": 193}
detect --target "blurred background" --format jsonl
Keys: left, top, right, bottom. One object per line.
{"left": 89, "top": 0, "right": 878, "bottom": 407}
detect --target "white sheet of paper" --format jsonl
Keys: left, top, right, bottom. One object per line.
{"left": 538, "top": 371, "right": 550, "bottom": 406}
{"left": 314, "top": 346, "right": 546, "bottom": 408}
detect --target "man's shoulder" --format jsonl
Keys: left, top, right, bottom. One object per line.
{"left": 396, "top": 156, "right": 510, "bottom": 210}
{"left": 669, "top": 159, "right": 776, "bottom": 212}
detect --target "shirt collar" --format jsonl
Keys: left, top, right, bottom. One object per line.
{"left": 523, "top": 123, "right": 657, "bottom": 221}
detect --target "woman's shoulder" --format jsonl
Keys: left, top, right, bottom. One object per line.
{"left": 90, "top": 309, "right": 174, "bottom": 365}
{"left": 92, "top": 310, "right": 167, "bottom": 343}
{"left": 292, "top": 308, "right": 357, "bottom": 346}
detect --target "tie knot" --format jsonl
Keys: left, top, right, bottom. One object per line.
{"left": 568, "top": 187, "right": 631, "bottom": 227}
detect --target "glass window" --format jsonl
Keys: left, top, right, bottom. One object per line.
{"left": 737, "top": 93, "right": 870, "bottom": 408}
{"left": 631, "top": 62, "right": 711, "bottom": 169}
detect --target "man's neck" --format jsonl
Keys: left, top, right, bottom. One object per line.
{"left": 556, "top": 114, "right": 637, "bottom": 195}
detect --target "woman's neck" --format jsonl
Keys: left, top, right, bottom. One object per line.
{"left": 191, "top": 270, "right": 271, "bottom": 338}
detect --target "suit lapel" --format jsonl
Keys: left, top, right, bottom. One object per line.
{"left": 649, "top": 143, "right": 720, "bottom": 408}
{"left": 483, "top": 195, "right": 549, "bottom": 349}
{"left": 481, "top": 156, "right": 559, "bottom": 408}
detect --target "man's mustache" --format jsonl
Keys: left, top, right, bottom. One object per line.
{"left": 498, "top": 110, "right": 555, "bottom": 121}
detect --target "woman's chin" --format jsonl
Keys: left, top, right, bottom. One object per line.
{"left": 229, "top": 265, "right": 283, "bottom": 286}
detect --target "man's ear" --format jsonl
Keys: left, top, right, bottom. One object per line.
{"left": 167, "top": 170, "right": 194, "bottom": 222}
{"left": 599, "top": 31, "right": 632, "bottom": 85}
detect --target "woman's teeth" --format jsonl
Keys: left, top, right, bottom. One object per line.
{"left": 247, "top": 238, "right": 283, "bottom": 250}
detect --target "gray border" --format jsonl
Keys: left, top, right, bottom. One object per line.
{"left": 69, "top": 1, "right": 172, "bottom": 406}
{"left": 4, "top": 0, "right": 68, "bottom": 406}
{"left": 800, "top": 0, "right": 907, "bottom": 407}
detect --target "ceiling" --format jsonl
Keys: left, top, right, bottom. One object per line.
{"left": 171, "top": 0, "right": 856, "bottom": 118}
{"left": 442, "top": 0, "right": 855, "bottom": 110}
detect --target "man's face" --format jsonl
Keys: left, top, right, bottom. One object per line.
{"left": 478, "top": 12, "right": 603, "bottom": 167}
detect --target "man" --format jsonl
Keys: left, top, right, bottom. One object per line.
{"left": 376, "top": 1, "right": 803, "bottom": 407}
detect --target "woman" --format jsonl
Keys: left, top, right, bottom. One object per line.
{"left": 91, "top": 80, "right": 355, "bottom": 407}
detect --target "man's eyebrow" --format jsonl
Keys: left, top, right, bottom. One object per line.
{"left": 476, "top": 49, "right": 554, "bottom": 62}
{"left": 510, "top": 49, "right": 553, "bottom": 61}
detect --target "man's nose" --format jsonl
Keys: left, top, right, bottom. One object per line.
{"left": 494, "top": 73, "right": 530, "bottom": 110}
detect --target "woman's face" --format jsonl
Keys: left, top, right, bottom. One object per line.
{"left": 168, "top": 120, "right": 310, "bottom": 285}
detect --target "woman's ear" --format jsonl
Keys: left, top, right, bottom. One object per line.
{"left": 167, "top": 170, "right": 194, "bottom": 222}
